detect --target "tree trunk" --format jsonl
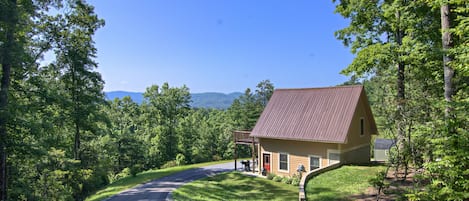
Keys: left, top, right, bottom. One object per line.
{"left": 0, "top": 1, "right": 17, "bottom": 199}
{"left": 395, "top": 9, "right": 407, "bottom": 180}
{"left": 74, "top": 123, "right": 80, "bottom": 160}
{"left": 441, "top": 4, "right": 454, "bottom": 117}
{"left": 0, "top": 52, "right": 12, "bottom": 201}
{"left": 396, "top": 60, "right": 407, "bottom": 180}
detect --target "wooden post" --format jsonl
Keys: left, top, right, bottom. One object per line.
{"left": 251, "top": 137, "right": 255, "bottom": 173}
{"left": 234, "top": 134, "right": 237, "bottom": 171}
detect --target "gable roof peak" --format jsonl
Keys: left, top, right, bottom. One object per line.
{"left": 250, "top": 85, "right": 375, "bottom": 143}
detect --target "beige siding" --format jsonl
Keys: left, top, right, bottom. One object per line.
{"left": 259, "top": 138, "right": 338, "bottom": 177}
{"left": 340, "top": 94, "right": 372, "bottom": 163}
{"left": 257, "top": 89, "right": 374, "bottom": 176}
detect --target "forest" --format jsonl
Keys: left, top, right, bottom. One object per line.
{"left": 0, "top": 0, "right": 467, "bottom": 200}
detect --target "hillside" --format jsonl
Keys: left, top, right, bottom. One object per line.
{"left": 105, "top": 91, "right": 242, "bottom": 109}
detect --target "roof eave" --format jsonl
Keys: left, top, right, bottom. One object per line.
{"left": 253, "top": 135, "right": 346, "bottom": 144}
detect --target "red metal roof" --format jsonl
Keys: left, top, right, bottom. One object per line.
{"left": 250, "top": 85, "right": 376, "bottom": 143}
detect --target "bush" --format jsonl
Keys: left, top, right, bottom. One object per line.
{"left": 176, "top": 153, "right": 187, "bottom": 166}
{"left": 212, "top": 155, "right": 222, "bottom": 161}
{"left": 273, "top": 175, "right": 283, "bottom": 182}
{"left": 112, "top": 167, "right": 131, "bottom": 182}
{"left": 130, "top": 164, "right": 143, "bottom": 177}
{"left": 161, "top": 160, "right": 178, "bottom": 169}
{"left": 266, "top": 173, "right": 275, "bottom": 180}
{"left": 282, "top": 177, "right": 292, "bottom": 184}
{"left": 291, "top": 177, "right": 300, "bottom": 186}
{"left": 368, "top": 170, "right": 389, "bottom": 200}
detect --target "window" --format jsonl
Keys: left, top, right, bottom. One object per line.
{"left": 360, "top": 117, "right": 365, "bottom": 136}
{"left": 328, "top": 150, "right": 340, "bottom": 165}
{"left": 309, "top": 156, "right": 320, "bottom": 171}
{"left": 279, "top": 153, "right": 289, "bottom": 171}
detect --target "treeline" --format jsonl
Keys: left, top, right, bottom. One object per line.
{"left": 7, "top": 78, "right": 272, "bottom": 200}
{"left": 0, "top": 0, "right": 275, "bottom": 200}
{"left": 102, "top": 81, "right": 273, "bottom": 174}
{"left": 334, "top": 0, "right": 468, "bottom": 200}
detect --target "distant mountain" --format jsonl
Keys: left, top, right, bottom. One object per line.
{"left": 105, "top": 91, "right": 242, "bottom": 109}
{"left": 190, "top": 92, "right": 243, "bottom": 109}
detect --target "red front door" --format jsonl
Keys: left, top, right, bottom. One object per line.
{"left": 263, "top": 153, "right": 271, "bottom": 172}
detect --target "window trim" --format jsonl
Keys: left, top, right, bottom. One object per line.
{"left": 278, "top": 152, "right": 289, "bottom": 172}
{"left": 360, "top": 117, "right": 365, "bottom": 137}
{"left": 308, "top": 155, "right": 322, "bottom": 171}
{"left": 327, "top": 149, "right": 340, "bottom": 165}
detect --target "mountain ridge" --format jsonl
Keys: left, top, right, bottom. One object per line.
{"left": 105, "top": 91, "right": 242, "bottom": 109}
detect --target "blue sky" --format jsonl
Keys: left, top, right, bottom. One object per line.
{"left": 89, "top": 0, "right": 354, "bottom": 93}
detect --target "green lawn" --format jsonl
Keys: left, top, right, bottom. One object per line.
{"left": 172, "top": 172, "right": 298, "bottom": 201}
{"left": 85, "top": 160, "right": 233, "bottom": 201}
{"left": 305, "top": 165, "right": 386, "bottom": 201}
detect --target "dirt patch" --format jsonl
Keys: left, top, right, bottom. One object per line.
{"left": 348, "top": 167, "right": 424, "bottom": 201}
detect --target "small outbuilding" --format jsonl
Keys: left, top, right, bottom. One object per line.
{"left": 373, "top": 138, "right": 395, "bottom": 162}
{"left": 249, "top": 85, "right": 378, "bottom": 177}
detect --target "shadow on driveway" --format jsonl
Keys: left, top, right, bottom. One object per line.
{"left": 106, "top": 161, "right": 244, "bottom": 201}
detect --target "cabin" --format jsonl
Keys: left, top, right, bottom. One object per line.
{"left": 248, "top": 85, "right": 378, "bottom": 177}
{"left": 374, "top": 138, "right": 395, "bottom": 162}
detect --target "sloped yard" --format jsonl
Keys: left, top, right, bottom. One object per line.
{"left": 305, "top": 165, "right": 386, "bottom": 201}
{"left": 172, "top": 172, "right": 298, "bottom": 201}
{"left": 86, "top": 160, "right": 233, "bottom": 201}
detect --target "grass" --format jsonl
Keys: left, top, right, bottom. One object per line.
{"left": 305, "top": 164, "right": 386, "bottom": 201}
{"left": 85, "top": 160, "right": 233, "bottom": 201}
{"left": 172, "top": 172, "right": 298, "bottom": 201}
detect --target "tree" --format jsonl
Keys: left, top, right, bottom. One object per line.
{"left": 255, "top": 79, "right": 274, "bottom": 107}
{"left": 0, "top": 0, "right": 65, "bottom": 199}
{"left": 333, "top": 0, "right": 441, "bottom": 178}
{"left": 50, "top": 0, "right": 105, "bottom": 161}
{"left": 0, "top": 0, "right": 22, "bottom": 198}
{"left": 104, "top": 97, "right": 143, "bottom": 172}
{"left": 143, "top": 83, "right": 191, "bottom": 165}
{"left": 44, "top": 1, "right": 106, "bottom": 199}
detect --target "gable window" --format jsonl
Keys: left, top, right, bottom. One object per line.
{"left": 309, "top": 155, "right": 321, "bottom": 171}
{"left": 360, "top": 117, "right": 365, "bottom": 136}
{"left": 279, "top": 153, "right": 289, "bottom": 171}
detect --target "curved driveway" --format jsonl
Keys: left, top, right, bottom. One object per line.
{"left": 106, "top": 161, "right": 243, "bottom": 201}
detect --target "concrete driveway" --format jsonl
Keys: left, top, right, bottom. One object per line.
{"left": 105, "top": 161, "right": 244, "bottom": 201}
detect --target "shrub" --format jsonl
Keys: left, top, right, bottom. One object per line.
{"left": 273, "top": 175, "right": 283, "bottom": 182}
{"left": 266, "top": 173, "right": 275, "bottom": 180}
{"left": 112, "top": 167, "right": 131, "bottom": 182}
{"left": 130, "top": 164, "right": 143, "bottom": 177}
{"left": 212, "top": 155, "right": 222, "bottom": 161}
{"left": 368, "top": 170, "right": 389, "bottom": 200}
{"left": 282, "top": 176, "right": 293, "bottom": 184}
{"left": 161, "top": 160, "right": 178, "bottom": 169}
{"left": 291, "top": 177, "right": 300, "bottom": 186}
{"left": 176, "top": 153, "right": 187, "bottom": 166}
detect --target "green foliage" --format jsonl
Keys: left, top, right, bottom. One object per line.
{"left": 335, "top": 0, "right": 468, "bottom": 200}
{"left": 415, "top": 99, "right": 469, "bottom": 200}
{"left": 2, "top": 0, "right": 276, "bottom": 198}
{"left": 281, "top": 176, "right": 292, "bottom": 184}
{"left": 176, "top": 153, "right": 186, "bottom": 166}
{"left": 161, "top": 160, "right": 178, "bottom": 169}
{"left": 368, "top": 170, "right": 389, "bottom": 198}
{"left": 266, "top": 173, "right": 275, "bottom": 180}
{"left": 272, "top": 175, "right": 283, "bottom": 182}
{"left": 291, "top": 176, "right": 300, "bottom": 186}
